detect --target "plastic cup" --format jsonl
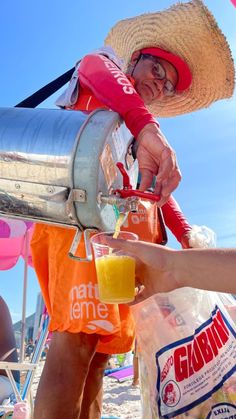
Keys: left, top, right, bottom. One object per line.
{"left": 90, "top": 231, "right": 138, "bottom": 304}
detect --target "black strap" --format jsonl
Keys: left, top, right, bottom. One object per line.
{"left": 15, "top": 67, "right": 75, "bottom": 108}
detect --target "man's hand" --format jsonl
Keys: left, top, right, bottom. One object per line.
{"left": 137, "top": 123, "right": 181, "bottom": 206}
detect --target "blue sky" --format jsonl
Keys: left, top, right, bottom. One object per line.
{"left": 0, "top": 0, "right": 235, "bottom": 322}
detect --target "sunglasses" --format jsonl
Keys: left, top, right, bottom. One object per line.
{"left": 141, "top": 54, "right": 176, "bottom": 97}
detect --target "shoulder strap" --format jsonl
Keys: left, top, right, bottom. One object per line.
{"left": 15, "top": 67, "right": 75, "bottom": 108}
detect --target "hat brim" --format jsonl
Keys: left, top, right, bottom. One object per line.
{"left": 105, "top": 0, "right": 235, "bottom": 117}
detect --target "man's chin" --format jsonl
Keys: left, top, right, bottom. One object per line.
{"left": 142, "top": 95, "right": 153, "bottom": 105}
{"left": 142, "top": 92, "right": 160, "bottom": 105}
{"left": 139, "top": 89, "right": 153, "bottom": 105}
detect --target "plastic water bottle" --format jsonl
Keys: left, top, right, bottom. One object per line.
{"left": 188, "top": 225, "right": 217, "bottom": 248}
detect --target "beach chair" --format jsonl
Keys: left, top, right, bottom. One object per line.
{"left": 0, "top": 311, "right": 49, "bottom": 418}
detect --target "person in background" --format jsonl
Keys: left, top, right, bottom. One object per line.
{"left": 31, "top": 1, "right": 234, "bottom": 418}
{"left": 24, "top": 340, "right": 34, "bottom": 360}
{"left": 132, "top": 340, "right": 139, "bottom": 387}
{"left": 0, "top": 297, "right": 19, "bottom": 407}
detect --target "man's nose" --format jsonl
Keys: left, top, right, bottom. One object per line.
{"left": 153, "top": 78, "right": 166, "bottom": 91}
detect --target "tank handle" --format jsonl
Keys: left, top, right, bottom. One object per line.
{"left": 68, "top": 228, "right": 98, "bottom": 262}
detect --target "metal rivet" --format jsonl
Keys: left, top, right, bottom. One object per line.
{"left": 46, "top": 186, "right": 54, "bottom": 193}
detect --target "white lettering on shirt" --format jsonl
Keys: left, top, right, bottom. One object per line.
{"left": 99, "top": 54, "right": 136, "bottom": 95}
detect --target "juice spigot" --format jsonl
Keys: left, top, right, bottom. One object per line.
{"left": 97, "top": 194, "right": 138, "bottom": 214}
{"left": 114, "top": 162, "right": 161, "bottom": 204}
{"left": 97, "top": 162, "right": 161, "bottom": 217}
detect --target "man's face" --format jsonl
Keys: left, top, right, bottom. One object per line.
{"left": 132, "top": 55, "right": 178, "bottom": 105}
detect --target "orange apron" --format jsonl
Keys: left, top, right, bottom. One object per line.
{"left": 31, "top": 204, "right": 166, "bottom": 354}
{"left": 30, "top": 77, "right": 166, "bottom": 354}
{"left": 122, "top": 201, "right": 167, "bottom": 245}
{"left": 31, "top": 225, "right": 136, "bottom": 354}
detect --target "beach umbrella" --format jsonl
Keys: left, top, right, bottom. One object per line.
{"left": 0, "top": 218, "right": 33, "bottom": 269}
{"left": 0, "top": 217, "right": 34, "bottom": 362}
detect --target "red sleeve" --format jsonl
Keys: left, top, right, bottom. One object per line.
{"left": 162, "top": 196, "right": 192, "bottom": 244}
{"left": 78, "top": 54, "right": 158, "bottom": 138}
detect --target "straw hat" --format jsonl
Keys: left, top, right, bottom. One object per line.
{"left": 105, "top": 0, "right": 235, "bottom": 117}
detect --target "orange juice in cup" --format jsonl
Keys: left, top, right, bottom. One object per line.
{"left": 95, "top": 254, "right": 135, "bottom": 303}
{"left": 90, "top": 231, "right": 138, "bottom": 304}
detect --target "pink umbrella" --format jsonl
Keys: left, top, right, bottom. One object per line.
{"left": 0, "top": 217, "right": 34, "bottom": 362}
{"left": 0, "top": 219, "right": 49, "bottom": 412}
{"left": 0, "top": 218, "right": 33, "bottom": 270}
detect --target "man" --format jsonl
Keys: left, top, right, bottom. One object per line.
{"left": 31, "top": 1, "right": 234, "bottom": 418}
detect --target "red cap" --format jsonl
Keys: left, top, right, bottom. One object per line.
{"left": 141, "top": 47, "right": 192, "bottom": 92}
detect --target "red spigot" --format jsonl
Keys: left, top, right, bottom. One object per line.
{"left": 116, "top": 162, "right": 132, "bottom": 189}
{"left": 114, "top": 162, "right": 161, "bottom": 202}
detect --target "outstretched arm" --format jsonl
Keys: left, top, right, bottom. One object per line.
{"left": 106, "top": 238, "right": 236, "bottom": 302}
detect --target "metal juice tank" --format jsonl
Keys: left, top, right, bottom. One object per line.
{"left": 0, "top": 107, "right": 138, "bottom": 259}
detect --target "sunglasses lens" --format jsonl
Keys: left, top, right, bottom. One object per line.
{"left": 152, "top": 62, "right": 165, "bottom": 80}
{"left": 164, "top": 80, "right": 175, "bottom": 96}
{"left": 156, "top": 63, "right": 165, "bottom": 79}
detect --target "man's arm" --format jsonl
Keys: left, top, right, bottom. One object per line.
{"left": 79, "top": 54, "right": 157, "bottom": 137}
{"left": 79, "top": 54, "right": 181, "bottom": 204}
{"left": 162, "top": 195, "right": 192, "bottom": 246}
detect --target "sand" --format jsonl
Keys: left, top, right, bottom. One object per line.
{"left": 31, "top": 361, "right": 142, "bottom": 419}
{"left": 102, "top": 375, "right": 142, "bottom": 418}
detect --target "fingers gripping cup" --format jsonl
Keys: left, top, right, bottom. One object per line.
{"left": 91, "top": 232, "right": 138, "bottom": 304}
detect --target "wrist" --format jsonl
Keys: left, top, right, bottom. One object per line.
{"left": 137, "top": 123, "right": 159, "bottom": 142}
{"left": 171, "top": 250, "right": 186, "bottom": 289}
{"left": 136, "top": 124, "right": 170, "bottom": 158}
